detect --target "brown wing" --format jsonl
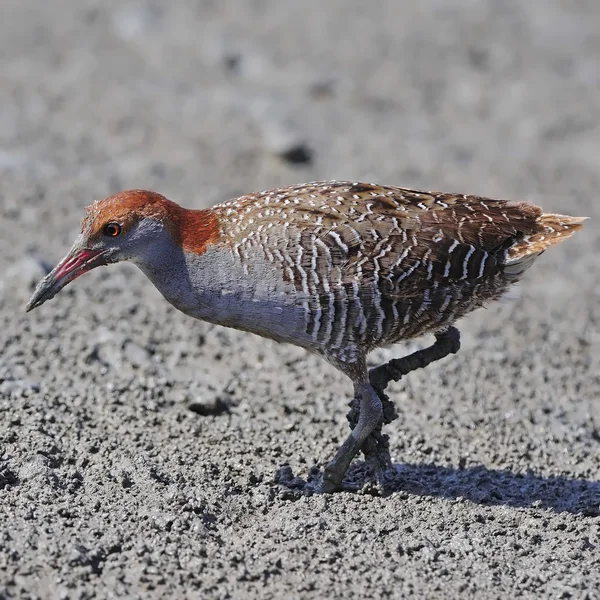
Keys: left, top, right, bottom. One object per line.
{"left": 213, "top": 181, "right": 556, "bottom": 355}
{"left": 216, "top": 180, "right": 542, "bottom": 298}
{"left": 284, "top": 182, "right": 543, "bottom": 299}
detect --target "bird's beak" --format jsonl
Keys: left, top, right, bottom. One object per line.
{"left": 25, "top": 244, "right": 108, "bottom": 312}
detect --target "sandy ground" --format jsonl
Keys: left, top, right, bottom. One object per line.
{"left": 1, "top": 0, "right": 599, "bottom": 598}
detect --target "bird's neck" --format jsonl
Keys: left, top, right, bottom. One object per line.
{"left": 131, "top": 209, "right": 222, "bottom": 317}
{"left": 163, "top": 205, "right": 222, "bottom": 256}
{"left": 133, "top": 213, "right": 309, "bottom": 344}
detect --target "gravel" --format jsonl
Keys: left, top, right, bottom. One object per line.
{"left": 1, "top": 0, "right": 599, "bottom": 598}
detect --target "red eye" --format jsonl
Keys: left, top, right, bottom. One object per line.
{"left": 104, "top": 222, "right": 122, "bottom": 237}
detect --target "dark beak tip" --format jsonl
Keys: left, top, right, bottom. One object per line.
{"left": 23, "top": 246, "right": 105, "bottom": 314}
{"left": 25, "top": 294, "right": 41, "bottom": 313}
{"left": 25, "top": 275, "right": 55, "bottom": 313}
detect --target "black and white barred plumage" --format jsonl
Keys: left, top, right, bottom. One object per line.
{"left": 215, "top": 180, "right": 583, "bottom": 365}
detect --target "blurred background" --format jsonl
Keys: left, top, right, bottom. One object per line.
{"left": 1, "top": 1, "right": 599, "bottom": 598}
{"left": 3, "top": 0, "right": 600, "bottom": 212}
{"left": 3, "top": 0, "right": 599, "bottom": 320}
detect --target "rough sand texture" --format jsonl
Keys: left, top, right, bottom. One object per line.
{"left": 1, "top": 1, "right": 599, "bottom": 598}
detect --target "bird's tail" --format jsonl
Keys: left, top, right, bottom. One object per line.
{"left": 504, "top": 212, "right": 587, "bottom": 278}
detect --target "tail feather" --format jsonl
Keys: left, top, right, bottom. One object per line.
{"left": 504, "top": 212, "right": 587, "bottom": 278}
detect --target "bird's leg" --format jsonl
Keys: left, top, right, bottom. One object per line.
{"left": 369, "top": 326, "right": 461, "bottom": 393}
{"left": 316, "top": 381, "right": 383, "bottom": 493}
{"left": 283, "top": 328, "right": 461, "bottom": 494}
{"left": 345, "top": 392, "right": 396, "bottom": 487}
{"left": 353, "top": 326, "right": 461, "bottom": 489}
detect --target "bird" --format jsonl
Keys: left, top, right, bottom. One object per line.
{"left": 26, "top": 181, "right": 585, "bottom": 492}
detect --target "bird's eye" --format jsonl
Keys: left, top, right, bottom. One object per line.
{"left": 103, "top": 222, "right": 122, "bottom": 237}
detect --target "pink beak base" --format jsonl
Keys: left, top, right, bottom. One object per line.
{"left": 25, "top": 248, "right": 106, "bottom": 312}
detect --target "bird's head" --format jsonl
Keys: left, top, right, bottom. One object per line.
{"left": 25, "top": 189, "right": 218, "bottom": 312}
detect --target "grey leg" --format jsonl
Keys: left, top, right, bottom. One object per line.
{"left": 277, "top": 328, "right": 461, "bottom": 494}
{"left": 369, "top": 326, "right": 461, "bottom": 394}
{"left": 349, "top": 327, "right": 461, "bottom": 489}
{"left": 317, "top": 381, "right": 383, "bottom": 492}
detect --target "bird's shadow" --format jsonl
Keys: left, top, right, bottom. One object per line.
{"left": 276, "top": 462, "right": 600, "bottom": 516}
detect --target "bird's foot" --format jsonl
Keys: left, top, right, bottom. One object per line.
{"left": 274, "top": 465, "right": 361, "bottom": 495}
{"left": 309, "top": 475, "right": 361, "bottom": 494}
{"left": 274, "top": 462, "right": 395, "bottom": 495}
{"left": 360, "top": 431, "right": 395, "bottom": 493}
{"left": 346, "top": 387, "right": 396, "bottom": 493}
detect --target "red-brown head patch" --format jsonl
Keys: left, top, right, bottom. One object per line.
{"left": 82, "top": 190, "right": 221, "bottom": 255}
{"left": 82, "top": 190, "right": 176, "bottom": 237}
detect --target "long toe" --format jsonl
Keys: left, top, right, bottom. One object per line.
{"left": 360, "top": 431, "right": 394, "bottom": 488}
{"left": 274, "top": 465, "right": 361, "bottom": 494}
{"left": 310, "top": 474, "right": 361, "bottom": 494}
